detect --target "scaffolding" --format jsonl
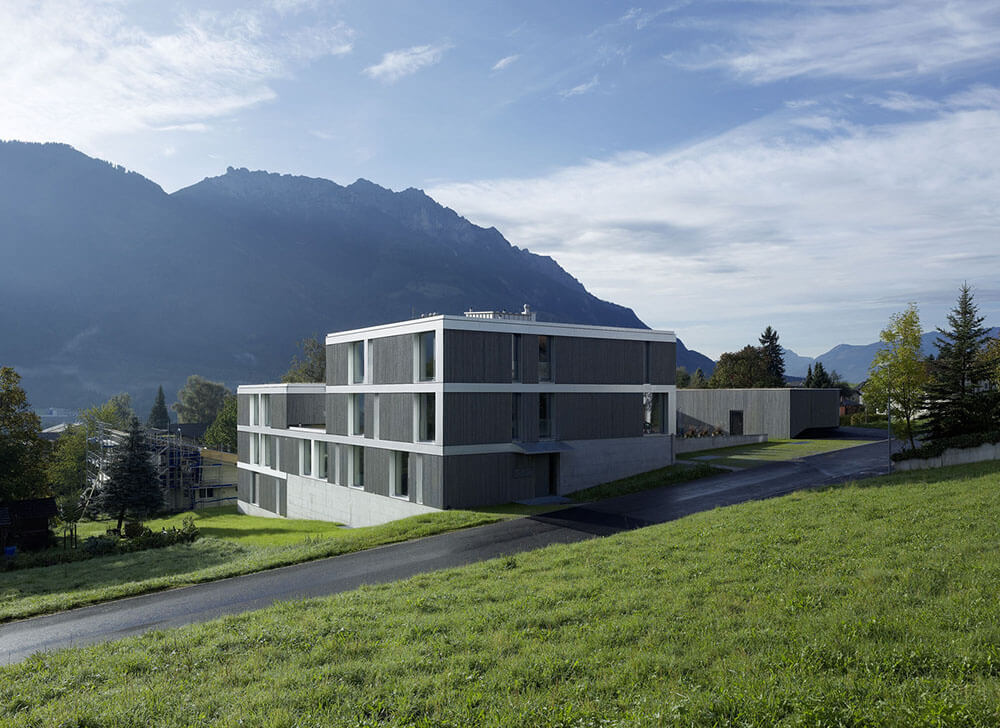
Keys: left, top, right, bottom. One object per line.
{"left": 80, "top": 422, "right": 208, "bottom": 517}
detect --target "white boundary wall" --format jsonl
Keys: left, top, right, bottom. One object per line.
{"left": 283, "top": 473, "right": 438, "bottom": 527}
{"left": 894, "top": 442, "right": 1000, "bottom": 471}
{"left": 675, "top": 434, "right": 768, "bottom": 454}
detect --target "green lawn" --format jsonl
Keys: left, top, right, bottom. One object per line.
{"left": 679, "top": 437, "right": 876, "bottom": 469}
{"left": 74, "top": 506, "right": 358, "bottom": 547}
{"left": 4, "top": 461, "right": 999, "bottom": 726}
{"left": 567, "top": 461, "right": 722, "bottom": 502}
{"left": 0, "top": 509, "right": 501, "bottom": 623}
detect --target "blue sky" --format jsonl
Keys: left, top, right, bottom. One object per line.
{"left": 2, "top": 0, "right": 999, "bottom": 358}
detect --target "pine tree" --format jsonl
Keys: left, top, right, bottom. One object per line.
{"left": 758, "top": 326, "right": 785, "bottom": 387}
{"left": 147, "top": 385, "right": 170, "bottom": 429}
{"left": 95, "top": 416, "right": 162, "bottom": 532}
{"left": 805, "top": 364, "right": 814, "bottom": 388}
{"left": 810, "top": 362, "right": 834, "bottom": 389}
{"left": 924, "top": 284, "right": 996, "bottom": 439}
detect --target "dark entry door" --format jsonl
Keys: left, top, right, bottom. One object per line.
{"left": 729, "top": 410, "right": 744, "bottom": 436}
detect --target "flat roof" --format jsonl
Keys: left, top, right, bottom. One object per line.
{"left": 326, "top": 314, "right": 675, "bottom": 345}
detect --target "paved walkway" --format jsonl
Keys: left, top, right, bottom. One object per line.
{"left": 0, "top": 438, "right": 896, "bottom": 666}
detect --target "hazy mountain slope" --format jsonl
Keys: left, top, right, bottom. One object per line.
{"left": 3, "top": 142, "right": 697, "bottom": 413}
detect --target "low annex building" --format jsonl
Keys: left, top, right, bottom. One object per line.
{"left": 676, "top": 387, "right": 840, "bottom": 440}
{"left": 236, "top": 310, "right": 677, "bottom": 526}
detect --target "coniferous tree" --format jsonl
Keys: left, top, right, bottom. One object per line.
{"left": 147, "top": 385, "right": 170, "bottom": 429}
{"left": 924, "top": 284, "right": 996, "bottom": 439}
{"left": 804, "top": 364, "right": 814, "bottom": 388}
{"left": 689, "top": 368, "right": 708, "bottom": 388}
{"left": 95, "top": 416, "right": 162, "bottom": 532}
{"left": 758, "top": 326, "right": 785, "bottom": 386}
{"left": 810, "top": 362, "right": 834, "bottom": 389}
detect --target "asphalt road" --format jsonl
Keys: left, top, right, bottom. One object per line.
{"left": 0, "top": 435, "right": 896, "bottom": 666}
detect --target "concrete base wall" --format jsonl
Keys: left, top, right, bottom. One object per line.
{"left": 284, "top": 473, "right": 439, "bottom": 527}
{"left": 675, "top": 434, "right": 767, "bottom": 454}
{"left": 559, "top": 435, "right": 673, "bottom": 494}
{"left": 894, "top": 443, "right": 1000, "bottom": 471}
{"left": 237, "top": 501, "right": 283, "bottom": 519}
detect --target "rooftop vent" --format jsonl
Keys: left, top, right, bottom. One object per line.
{"left": 464, "top": 304, "right": 536, "bottom": 321}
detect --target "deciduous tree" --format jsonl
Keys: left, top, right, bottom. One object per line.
{"left": 0, "top": 367, "right": 49, "bottom": 501}
{"left": 709, "top": 346, "right": 770, "bottom": 388}
{"left": 675, "top": 367, "right": 691, "bottom": 388}
{"left": 173, "top": 375, "right": 231, "bottom": 424}
{"left": 282, "top": 335, "right": 326, "bottom": 383}
{"left": 865, "top": 303, "right": 929, "bottom": 449}
{"left": 689, "top": 368, "right": 708, "bottom": 388}
{"left": 204, "top": 395, "right": 237, "bottom": 452}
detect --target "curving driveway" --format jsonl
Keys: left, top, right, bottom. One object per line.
{"left": 0, "top": 435, "right": 896, "bottom": 666}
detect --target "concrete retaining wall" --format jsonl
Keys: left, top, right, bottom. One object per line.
{"left": 674, "top": 434, "right": 768, "bottom": 454}
{"left": 894, "top": 442, "right": 1000, "bottom": 471}
{"left": 559, "top": 435, "right": 673, "bottom": 494}
{"left": 284, "top": 473, "right": 438, "bottom": 527}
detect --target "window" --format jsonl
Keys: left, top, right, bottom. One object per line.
{"left": 350, "top": 445, "right": 364, "bottom": 487}
{"left": 393, "top": 451, "right": 409, "bottom": 498}
{"left": 351, "top": 393, "right": 365, "bottom": 435}
{"left": 251, "top": 433, "right": 261, "bottom": 464}
{"left": 511, "top": 393, "right": 521, "bottom": 440}
{"left": 251, "top": 473, "right": 260, "bottom": 505}
{"left": 351, "top": 340, "right": 365, "bottom": 383}
{"left": 251, "top": 394, "right": 259, "bottom": 425}
{"left": 301, "top": 439, "right": 312, "bottom": 476}
{"left": 643, "top": 393, "right": 666, "bottom": 434}
{"left": 262, "top": 394, "right": 272, "bottom": 426}
{"left": 539, "top": 393, "right": 554, "bottom": 439}
{"left": 511, "top": 334, "right": 521, "bottom": 382}
{"left": 198, "top": 488, "right": 215, "bottom": 499}
{"left": 263, "top": 435, "right": 274, "bottom": 467}
{"left": 538, "top": 335, "right": 552, "bottom": 381}
{"left": 418, "top": 331, "right": 435, "bottom": 381}
{"left": 413, "top": 454, "right": 424, "bottom": 504}
{"left": 316, "top": 441, "right": 328, "bottom": 479}
{"left": 417, "top": 393, "right": 435, "bottom": 441}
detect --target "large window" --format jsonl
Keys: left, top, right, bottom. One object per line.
{"left": 350, "top": 445, "right": 364, "bottom": 487}
{"left": 418, "top": 331, "right": 435, "bottom": 381}
{"left": 643, "top": 393, "right": 666, "bottom": 435}
{"left": 251, "top": 433, "right": 261, "bottom": 464}
{"left": 301, "top": 439, "right": 312, "bottom": 476}
{"left": 538, "top": 335, "right": 552, "bottom": 382}
{"left": 393, "top": 451, "right": 409, "bottom": 498}
{"left": 251, "top": 473, "right": 260, "bottom": 505}
{"left": 539, "top": 393, "right": 554, "bottom": 439}
{"left": 511, "top": 393, "right": 521, "bottom": 440}
{"left": 417, "top": 393, "right": 435, "bottom": 441}
{"left": 263, "top": 434, "right": 274, "bottom": 467}
{"left": 511, "top": 334, "right": 521, "bottom": 382}
{"left": 351, "top": 340, "right": 365, "bottom": 384}
{"left": 350, "top": 393, "right": 365, "bottom": 436}
{"left": 251, "top": 395, "right": 259, "bottom": 425}
{"left": 262, "top": 394, "right": 272, "bottom": 426}
{"left": 316, "top": 441, "right": 328, "bottom": 479}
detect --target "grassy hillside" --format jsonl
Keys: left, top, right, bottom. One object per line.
{"left": 3, "top": 462, "right": 1000, "bottom": 726}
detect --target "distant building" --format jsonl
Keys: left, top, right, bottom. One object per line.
{"left": 676, "top": 388, "right": 840, "bottom": 439}
{"left": 237, "top": 310, "right": 677, "bottom": 526}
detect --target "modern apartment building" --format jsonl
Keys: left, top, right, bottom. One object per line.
{"left": 236, "top": 310, "right": 677, "bottom": 527}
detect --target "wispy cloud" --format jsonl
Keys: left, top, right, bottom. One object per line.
{"left": 0, "top": 1, "right": 353, "bottom": 145}
{"left": 429, "top": 91, "right": 1000, "bottom": 356}
{"left": 679, "top": 1, "right": 1000, "bottom": 84}
{"left": 364, "top": 44, "right": 449, "bottom": 83}
{"left": 559, "top": 75, "right": 599, "bottom": 98}
{"left": 492, "top": 54, "right": 520, "bottom": 71}
{"left": 866, "top": 91, "right": 940, "bottom": 113}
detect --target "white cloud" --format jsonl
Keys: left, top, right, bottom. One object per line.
{"left": 681, "top": 1, "right": 1000, "bottom": 84}
{"left": 492, "top": 54, "right": 520, "bottom": 71}
{"left": 867, "top": 91, "right": 940, "bottom": 113}
{"left": 0, "top": 0, "right": 352, "bottom": 145}
{"left": 559, "top": 75, "right": 599, "bottom": 98}
{"left": 364, "top": 44, "right": 449, "bottom": 83}
{"left": 429, "top": 94, "right": 1000, "bottom": 357}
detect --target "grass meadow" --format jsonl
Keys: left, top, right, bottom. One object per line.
{"left": 3, "top": 461, "right": 999, "bottom": 726}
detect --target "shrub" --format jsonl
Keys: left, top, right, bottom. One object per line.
{"left": 892, "top": 430, "right": 1000, "bottom": 462}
